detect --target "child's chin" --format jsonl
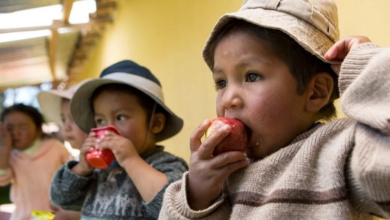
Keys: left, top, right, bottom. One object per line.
{"left": 245, "top": 148, "right": 260, "bottom": 160}
{"left": 67, "top": 140, "right": 82, "bottom": 150}
{"left": 245, "top": 147, "right": 267, "bottom": 160}
{"left": 14, "top": 145, "right": 28, "bottom": 151}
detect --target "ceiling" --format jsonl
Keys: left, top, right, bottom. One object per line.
{"left": 0, "top": 0, "right": 60, "bottom": 13}
{"left": 0, "top": 0, "right": 118, "bottom": 90}
{"left": 0, "top": 29, "right": 79, "bottom": 87}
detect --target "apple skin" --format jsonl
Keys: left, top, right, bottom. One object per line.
{"left": 205, "top": 117, "right": 248, "bottom": 156}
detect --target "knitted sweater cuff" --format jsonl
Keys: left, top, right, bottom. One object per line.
{"left": 339, "top": 43, "right": 380, "bottom": 95}
{"left": 59, "top": 161, "right": 93, "bottom": 191}
{"left": 179, "top": 172, "right": 225, "bottom": 218}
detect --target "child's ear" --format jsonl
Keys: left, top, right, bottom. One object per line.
{"left": 305, "top": 72, "right": 334, "bottom": 113}
{"left": 151, "top": 113, "right": 166, "bottom": 134}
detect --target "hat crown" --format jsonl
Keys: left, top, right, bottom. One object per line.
{"left": 240, "top": 0, "right": 339, "bottom": 42}
{"left": 100, "top": 60, "right": 162, "bottom": 87}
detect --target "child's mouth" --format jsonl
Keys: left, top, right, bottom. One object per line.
{"left": 65, "top": 136, "right": 75, "bottom": 141}
{"left": 13, "top": 139, "right": 20, "bottom": 143}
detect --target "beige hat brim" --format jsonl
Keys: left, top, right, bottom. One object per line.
{"left": 70, "top": 78, "right": 184, "bottom": 142}
{"left": 203, "top": 8, "right": 340, "bottom": 70}
{"left": 38, "top": 90, "right": 73, "bottom": 125}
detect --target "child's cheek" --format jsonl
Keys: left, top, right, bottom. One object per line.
{"left": 75, "top": 125, "right": 88, "bottom": 139}
{"left": 216, "top": 93, "right": 225, "bottom": 117}
{"left": 23, "top": 130, "right": 37, "bottom": 147}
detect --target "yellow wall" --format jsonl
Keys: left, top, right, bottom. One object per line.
{"left": 80, "top": 0, "right": 243, "bottom": 162}
{"left": 79, "top": 0, "right": 390, "bottom": 161}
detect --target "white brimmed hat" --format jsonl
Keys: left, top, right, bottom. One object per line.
{"left": 38, "top": 83, "right": 81, "bottom": 125}
{"left": 203, "top": 0, "right": 340, "bottom": 69}
{"left": 70, "top": 60, "right": 184, "bottom": 142}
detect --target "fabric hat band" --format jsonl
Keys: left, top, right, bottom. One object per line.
{"left": 103, "top": 72, "right": 164, "bottom": 102}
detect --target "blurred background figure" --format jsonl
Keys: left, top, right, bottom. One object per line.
{"left": 38, "top": 82, "right": 90, "bottom": 219}
{"left": 0, "top": 104, "right": 70, "bottom": 220}
{"left": 38, "top": 82, "right": 89, "bottom": 153}
{"left": 0, "top": 0, "right": 113, "bottom": 217}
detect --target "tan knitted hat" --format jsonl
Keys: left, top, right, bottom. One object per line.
{"left": 203, "top": 0, "right": 340, "bottom": 69}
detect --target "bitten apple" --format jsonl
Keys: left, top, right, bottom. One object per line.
{"left": 205, "top": 117, "right": 248, "bottom": 156}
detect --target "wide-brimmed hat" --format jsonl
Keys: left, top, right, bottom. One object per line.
{"left": 38, "top": 82, "right": 84, "bottom": 125}
{"left": 70, "top": 60, "right": 183, "bottom": 142}
{"left": 203, "top": 0, "right": 340, "bottom": 69}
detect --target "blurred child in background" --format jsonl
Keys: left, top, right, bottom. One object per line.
{"left": 0, "top": 104, "right": 70, "bottom": 220}
{"left": 38, "top": 82, "right": 89, "bottom": 153}
{"left": 38, "top": 82, "right": 90, "bottom": 219}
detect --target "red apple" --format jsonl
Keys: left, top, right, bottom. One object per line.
{"left": 205, "top": 117, "right": 248, "bottom": 156}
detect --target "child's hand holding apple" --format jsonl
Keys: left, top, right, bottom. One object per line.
{"left": 187, "top": 118, "right": 249, "bottom": 210}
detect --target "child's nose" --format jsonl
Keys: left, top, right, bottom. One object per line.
{"left": 222, "top": 86, "right": 243, "bottom": 110}
{"left": 9, "top": 129, "right": 20, "bottom": 138}
{"left": 105, "top": 120, "right": 115, "bottom": 127}
{"left": 63, "top": 122, "right": 72, "bottom": 131}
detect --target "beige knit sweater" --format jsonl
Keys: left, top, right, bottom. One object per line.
{"left": 159, "top": 43, "right": 390, "bottom": 220}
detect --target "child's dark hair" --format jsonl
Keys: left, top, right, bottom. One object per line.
{"left": 208, "top": 20, "right": 339, "bottom": 121}
{"left": 91, "top": 84, "right": 165, "bottom": 124}
{"left": 1, "top": 104, "right": 44, "bottom": 132}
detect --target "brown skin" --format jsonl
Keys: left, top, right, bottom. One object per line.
{"left": 0, "top": 123, "right": 12, "bottom": 170}
{"left": 187, "top": 32, "right": 369, "bottom": 210}
{"left": 71, "top": 90, "right": 167, "bottom": 202}
{"left": 0, "top": 111, "right": 80, "bottom": 219}
{"left": 0, "top": 112, "right": 41, "bottom": 170}
{"left": 53, "top": 211, "right": 81, "bottom": 220}
{"left": 60, "top": 99, "right": 88, "bottom": 150}
{"left": 51, "top": 203, "right": 80, "bottom": 220}
{"left": 2, "top": 111, "right": 41, "bottom": 150}
{"left": 324, "top": 36, "right": 371, "bottom": 73}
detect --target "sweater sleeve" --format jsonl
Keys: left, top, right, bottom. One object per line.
{"left": 0, "top": 168, "right": 13, "bottom": 186}
{"left": 142, "top": 152, "right": 188, "bottom": 218}
{"left": 340, "top": 43, "right": 390, "bottom": 218}
{"left": 50, "top": 161, "right": 94, "bottom": 211}
{"left": 158, "top": 172, "right": 231, "bottom": 220}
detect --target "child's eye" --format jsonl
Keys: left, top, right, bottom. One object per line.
{"left": 20, "top": 125, "right": 29, "bottom": 130}
{"left": 95, "top": 118, "right": 105, "bottom": 126}
{"left": 116, "top": 115, "right": 127, "bottom": 121}
{"left": 246, "top": 73, "right": 263, "bottom": 82}
{"left": 215, "top": 80, "right": 227, "bottom": 90}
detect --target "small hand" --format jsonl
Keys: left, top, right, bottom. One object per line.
{"left": 97, "top": 131, "right": 139, "bottom": 166}
{"left": 53, "top": 209, "right": 80, "bottom": 220}
{"left": 325, "top": 36, "right": 371, "bottom": 74}
{"left": 187, "top": 120, "right": 248, "bottom": 210}
{"left": 72, "top": 132, "right": 95, "bottom": 176}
